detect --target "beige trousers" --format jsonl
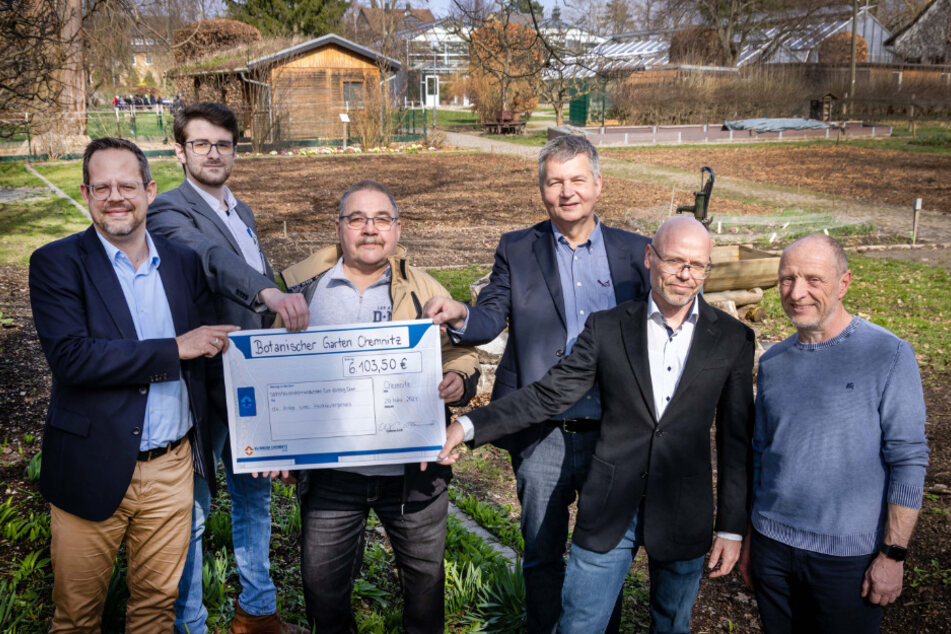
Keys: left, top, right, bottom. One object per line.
{"left": 49, "top": 437, "right": 193, "bottom": 633}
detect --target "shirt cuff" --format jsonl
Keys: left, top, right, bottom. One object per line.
{"left": 457, "top": 415, "right": 474, "bottom": 442}
{"left": 447, "top": 306, "right": 470, "bottom": 342}
{"left": 716, "top": 531, "right": 743, "bottom": 542}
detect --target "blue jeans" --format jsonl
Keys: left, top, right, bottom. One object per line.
{"left": 299, "top": 470, "right": 447, "bottom": 634}
{"left": 749, "top": 530, "right": 882, "bottom": 634}
{"left": 560, "top": 506, "right": 704, "bottom": 634}
{"left": 512, "top": 427, "right": 607, "bottom": 633}
{"left": 174, "top": 421, "right": 276, "bottom": 634}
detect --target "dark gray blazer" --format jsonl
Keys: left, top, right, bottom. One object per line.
{"left": 147, "top": 181, "right": 276, "bottom": 330}
{"left": 457, "top": 220, "right": 651, "bottom": 459}
{"left": 467, "top": 298, "right": 755, "bottom": 560}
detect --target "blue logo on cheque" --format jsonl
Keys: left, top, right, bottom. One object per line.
{"left": 237, "top": 387, "right": 257, "bottom": 417}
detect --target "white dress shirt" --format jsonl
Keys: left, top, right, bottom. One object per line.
{"left": 185, "top": 178, "right": 264, "bottom": 274}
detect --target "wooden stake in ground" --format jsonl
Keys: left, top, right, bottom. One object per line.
{"left": 669, "top": 187, "right": 675, "bottom": 215}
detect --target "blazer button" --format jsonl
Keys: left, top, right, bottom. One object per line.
{"left": 132, "top": 427, "right": 142, "bottom": 436}
{"left": 655, "top": 429, "right": 664, "bottom": 437}
{"left": 640, "top": 471, "right": 648, "bottom": 479}
{"left": 138, "top": 386, "right": 148, "bottom": 395}
{"left": 555, "top": 348, "right": 564, "bottom": 357}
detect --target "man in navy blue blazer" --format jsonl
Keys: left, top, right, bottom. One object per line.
{"left": 424, "top": 134, "right": 651, "bottom": 632}
{"left": 29, "top": 137, "right": 237, "bottom": 632}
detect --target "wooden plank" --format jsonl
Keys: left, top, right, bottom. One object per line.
{"left": 282, "top": 44, "right": 379, "bottom": 70}
{"left": 706, "top": 245, "right": 779, "bottom": 292}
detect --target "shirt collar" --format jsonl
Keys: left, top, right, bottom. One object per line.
{"left": 185, "top": 177, "right": 236, "bottom": 214}
{"left": 327, "top": 257, "right": 392, "bottom": 287}
{"left": 551, "top": 215, "right": 603, "bottom": 250}
{"left": 95, "top": 229, "right": 161, "bottom": 272}
{"left": 647, "top": 294, "right": 700, "bottom": 329}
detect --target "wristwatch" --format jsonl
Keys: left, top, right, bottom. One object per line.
{"left": 878, "top": 543, "right": 908, "bottom": 562}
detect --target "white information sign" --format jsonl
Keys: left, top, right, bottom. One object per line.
{"left": 222, "top": 319, "right": 445, "bottom": 473}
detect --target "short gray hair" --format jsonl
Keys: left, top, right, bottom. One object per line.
{"left": 783, "top": 233, "right": 849, "bottom": 276}
{"left": 538, "top": 135, "right": 600, "bottom": 186}
{"left": 338, "top": 179, "right": 398, "bottom": 217}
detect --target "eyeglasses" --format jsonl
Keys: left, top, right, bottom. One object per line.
{"left": 339, "top": 214, "right": 397, "bottom": 230}
{"left": 650, "top": 247, "right": 713, "bottom": 280}
{"left": 185, "top": 140, "right": 235, "bottom": 155}
{"left": 84, "top": 181, "right": 147, "bottom": 200}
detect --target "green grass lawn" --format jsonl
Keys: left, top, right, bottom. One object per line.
{"left": 0, "top": 158, "right": 184, "bottom": 265}
{"left": 427, "top": 266, "right": 491, "bottom": 302}
{"left": 28, "top": 160, "right": 183, "bottom": 199}
{"left": 86, "top": 110, "right": 171, "bottom": 140}
{"left": 408, "top": 108, "right": 479, "bottom": 128}
{"left": 483, "top": 130, "right": 549, "bottom": 146}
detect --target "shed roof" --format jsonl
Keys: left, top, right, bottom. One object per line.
{"left": 170, "top": 33, "right": 400, "bottom": 77}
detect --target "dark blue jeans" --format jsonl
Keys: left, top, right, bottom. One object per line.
{"left": 750, "top": 530, "right": 883, "bottom": 634}
{"left": 560, "top": 505, "right": 704, "bottom": 634}
{"left": 299, "top": 469, "right": 447, "bottom": 634}
{"left": 512, "top": 427, "right": 624, "bottom": 633}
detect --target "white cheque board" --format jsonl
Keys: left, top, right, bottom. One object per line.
{"left": 222, "top": 319, "right": 445, "bottom": 474}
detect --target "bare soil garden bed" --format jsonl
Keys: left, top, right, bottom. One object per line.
{"left": 1, "top": 153, "right": 948, "bottom": 632}
{"left": 603, "top": 145, "right": 951, "bottom": 213}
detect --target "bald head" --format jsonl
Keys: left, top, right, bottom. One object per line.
{"left": 653, "top": 216, "right": 713, "bottom": 257}
{"left": 646, "top": 217, "right": 713, "bottom": 318}
{"left": 781, "top": 234, "right": 849, "bottom": 276}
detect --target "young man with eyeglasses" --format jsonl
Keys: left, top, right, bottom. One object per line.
{"left": 30, "top": 137, "right": 237, "bottom": 631}
{"left": 438, "top": 216, "right": 756, "bottom": 634}
{"left": 276, "top": 180, "right": 480, "bottom": 633}
{"left": 148, "top": 102, "right": 307, "bottom": 634}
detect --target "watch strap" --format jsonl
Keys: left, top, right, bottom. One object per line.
{"left": 878, "top": 543, "right": 908, "bottom": 562}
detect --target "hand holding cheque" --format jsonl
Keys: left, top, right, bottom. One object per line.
{"left": 220, "top": 319, "right": 450, "bottom": 474}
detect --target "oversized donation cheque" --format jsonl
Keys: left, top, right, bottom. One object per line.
{"left": 222, "top": 319, "right": 446, "bottom": 474}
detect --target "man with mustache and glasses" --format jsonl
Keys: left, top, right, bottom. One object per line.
{"left": 148, "top": 102, "right": 307, "bottom": 634}
{"left": 29, "top": 137, "right": 235, "bottom": 631}
{"left": 277, "top": 180, "right": 480, "bottom": 633}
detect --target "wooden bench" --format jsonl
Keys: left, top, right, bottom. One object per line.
{"left": 483, "top": 120, "right": 526, "bottom": 135}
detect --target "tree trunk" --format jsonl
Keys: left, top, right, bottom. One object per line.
{"left": 60, "top": 0, "right": 85, "bottom": 134}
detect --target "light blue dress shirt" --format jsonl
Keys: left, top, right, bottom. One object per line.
{"left": 96, "top": 230, "right": 191, "bottom": 451}
{"left": 549, "top": 220, "right": 616, "bottom": 421}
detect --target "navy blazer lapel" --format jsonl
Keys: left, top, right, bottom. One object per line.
{"left": 620, "top": 301, "right": 656, "bottom": 424}
{"left": 179, "top": 182, "right": 243, "bottom": 255}
{"left": 79, "top": 227, "right": 138, "bottom": 340}
{"left": 668, "top": 298, "right": 721, "bottom": 405}
{"left": 603, "top": 226, "right": 635, "bottom": 305}
{"left": 532, "top": 223, "right": 567, "bottom": 331}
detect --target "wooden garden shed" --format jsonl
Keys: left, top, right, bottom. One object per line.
{"left": 171, "top": 33, "right": 401, "bottom": 142}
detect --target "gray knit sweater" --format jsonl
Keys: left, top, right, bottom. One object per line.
{"left": 752, "top": 316, "right": 929, "bottom": 556}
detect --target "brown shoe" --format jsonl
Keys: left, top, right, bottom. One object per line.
{"left": 229, "top": 599, "right": 308, "bottom": 634}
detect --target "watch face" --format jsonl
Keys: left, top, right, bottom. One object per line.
{"left": 880, "top": 544, "right": 908, "bottom": 561}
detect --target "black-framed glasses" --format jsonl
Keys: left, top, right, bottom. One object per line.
{"left": 185, "top": 140, "right": 235, "bottom": 155}
{"left": 650, "top": 246, "right": 713, "bottom": 280}
{"left": 84, "top": 181, "right": 147, "bottom": 200}
{"left": 339, "top": 214, "right": 397, "bottom": 230}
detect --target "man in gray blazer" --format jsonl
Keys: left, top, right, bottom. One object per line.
{"left": 148, "top": 102, "right": 307, "bottom": 634}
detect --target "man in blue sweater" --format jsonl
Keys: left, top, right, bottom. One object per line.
{"left": 739, "top": 234, "right": 929, "bottom": 633}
